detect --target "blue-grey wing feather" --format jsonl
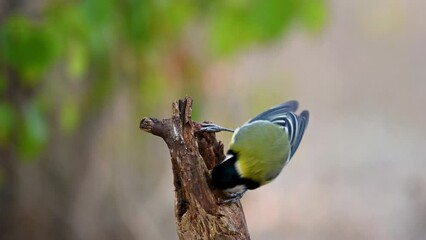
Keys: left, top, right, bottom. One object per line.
{"left": 289, "top": 110, "right": 309, "bottom": 158}
{"left": 249, "top": 100, "right": 299, "bottom": 123}
{"left": 249, "top": 100, "right": 309, "bottom": 159}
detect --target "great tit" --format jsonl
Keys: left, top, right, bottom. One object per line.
{"left": 201, "top": 100, "right": 309, "bottom": 202}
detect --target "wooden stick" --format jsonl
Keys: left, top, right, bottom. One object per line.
{"left": 140, "top": 96, "right": 250, "bottom": 240}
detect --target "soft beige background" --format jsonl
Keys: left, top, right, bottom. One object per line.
{"left": 203, "top": 1, "right": 425, "bottom": 239}
{"left": 203, "top": 1, "right": 426, "bottom": 239}
{"left": 98, "top": 1, "right": 425, "bottom": 239}
{"left": 8, "top": 0, "right": 426, "bottom": 239}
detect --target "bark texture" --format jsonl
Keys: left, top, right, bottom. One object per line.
{"left": 140, "top": 96, "right": 250, "bottom": 240}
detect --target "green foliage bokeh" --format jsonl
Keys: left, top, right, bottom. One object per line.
{"left": 0, "top": 0, "right": 327, "bottom": 160}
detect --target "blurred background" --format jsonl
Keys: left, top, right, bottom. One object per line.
{"left": 1, "top": 0, "right": 426, "bottom": 239}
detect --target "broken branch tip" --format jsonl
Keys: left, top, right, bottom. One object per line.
{"left": 140, "top": 117, "right": 154, "bottom": 132}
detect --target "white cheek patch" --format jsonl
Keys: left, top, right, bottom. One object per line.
{"left": 223, "top": 154, "right": 234, "bottom": 162}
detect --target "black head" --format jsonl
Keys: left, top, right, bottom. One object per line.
{"left": 211, "top": 154, "right": 240, "bottom": 190}
{"left": 211, "top": 152, "right": 260, "bottom": 191}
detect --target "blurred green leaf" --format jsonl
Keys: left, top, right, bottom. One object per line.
{"left": 45, "top": 3, "right": 90, "bottom": 45}
{"left": 17, "top": 101, "right": 49, "bottom": 161}
{"left": 0, "top": 102, "right": 17, "bottom": 144}
{"left": 81, "top": 0, "right": 115, "bottom": 56}
{"left": 139, "top": 71, "right": 167, "bottom": 107}
{"left": 0, "top": 15, "right": 60, "bottom": 84}
{"left": 59, "top": 99, "right": 80, "bottom": 134}
{"left": 247, "top": 0, "right": 296, "bottom": 40}
{"left": 67, "top": 42, "right": 88, "bottom": 79}
{"left": 121, "top": 0, "right": 153, "bottom": 45}
{"left": 299, "top": 0, "right": 328, "bottom": 33}
{"left": 163, "top": 2, "right": 194, "bottom": 33}
{"left": 209, "top": 0, "right": 297, "bottom": 55}
{"left": 210, "top": 6, "right": 251, "bottom": 55}
{"left": 209, "top": 0, "right": 327, "bottom": 55}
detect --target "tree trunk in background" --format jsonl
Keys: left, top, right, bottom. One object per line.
{"left": 0, "top": 150, "right": 17, "bottom": 240}
{"left": 140, "top": 97, "right": 250, "bottom": 239}
{"left": 0, "top": 1, "right": 20, "bottom": 238}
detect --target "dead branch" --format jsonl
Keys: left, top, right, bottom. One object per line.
{"left": 140, "top": 96, "right": 250, "bottom": 240}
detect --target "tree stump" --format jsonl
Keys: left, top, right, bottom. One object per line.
{"left": 139, "top": 96, "right": 250, "bottom": 240}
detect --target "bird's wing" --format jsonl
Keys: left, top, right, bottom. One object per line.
{"left": 289, "top": 110, "right": 309, "bottom": 158}
{"left": 248, "top": 100, "right": 298, "bottom": 123}
{"left": 249, "top": 100, "right": 309, "bottom": 159}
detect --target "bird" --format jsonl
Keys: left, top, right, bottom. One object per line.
{"left": 201, "top": 100, "right": 309, "bottom": 202}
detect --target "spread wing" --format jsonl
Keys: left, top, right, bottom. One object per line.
{"left": 249, "top": 100, "right": 309, "bottom": 159}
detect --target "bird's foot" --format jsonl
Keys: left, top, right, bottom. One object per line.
{"left": 219, "top": 190, "right": 246, "bottom": 204}
{"left": 200, "top": 123, "right": 234, "bottom": 133}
